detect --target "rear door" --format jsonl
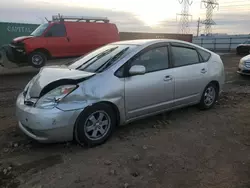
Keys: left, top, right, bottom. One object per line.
{"left": 44, "top": 23, "right": 71, "bottom": 57}
{"left": 170, "top": 43, "right": 209, "bottom": 107}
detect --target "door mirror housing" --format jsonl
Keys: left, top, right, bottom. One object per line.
{"left": 129, "top": 65, "right": 146, "bottom": 76}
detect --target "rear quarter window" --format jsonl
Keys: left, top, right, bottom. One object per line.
{"left": 197, "top": 48, "right": 211, "bottom": 62}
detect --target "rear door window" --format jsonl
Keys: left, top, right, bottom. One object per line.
{"left": 171, "top": 46, "right": 200, "bottom": 67}
{"left": 46, "top": 24, "right": 66, "bottom": 37}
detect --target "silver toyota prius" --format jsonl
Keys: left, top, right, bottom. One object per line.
{"left": 16, "top": 39, "right": 225, "bottom": 146}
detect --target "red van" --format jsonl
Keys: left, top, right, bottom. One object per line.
{"left": 8, "top": 16, "right": 120, "bottom": 68}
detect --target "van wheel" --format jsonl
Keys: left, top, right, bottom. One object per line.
{"left": 199, "top": 83, "right": 218, "bottom": 110}
{"left": 28, "top": 51, "right": 47, "bottom": 68}
{"left": 74, "top": 103, "right": 116, "bottom": 147}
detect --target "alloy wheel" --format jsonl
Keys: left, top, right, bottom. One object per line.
{"left": 84, "top": 111, "right": 111, "bottom": 141}
{"left": 204, "top": 86, "right": 216, "bottom": 106}
{"left": 32, "top": 55, "right": 43, "bottom": 65}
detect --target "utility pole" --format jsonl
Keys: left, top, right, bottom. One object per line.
{"left": 177, "top": 0, "right": 193, "bottom": 34}
{"left": 197, "top": 17, "right": 200, "bottom": 36}
{"left": 201, "top": 0, "right": 219, "bottom": 35}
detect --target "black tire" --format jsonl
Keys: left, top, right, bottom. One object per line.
{"left": 237, "top": 47, "right": 249, "bottom": 55}
{"left": 74, "top": 103, "right": 116, "bottom": 147}
{"left": 28, "top": 51, "right": 47, "bottom": 68}
{"left": 199, "top": 83, "right": 219, "bottom": 110}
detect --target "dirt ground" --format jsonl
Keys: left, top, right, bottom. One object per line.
{"left": 0, "top": 54, "right": 249, "bottom": 188}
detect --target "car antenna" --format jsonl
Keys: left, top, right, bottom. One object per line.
{"left": 45, "top": 17, "right": 49, "bottom": 22}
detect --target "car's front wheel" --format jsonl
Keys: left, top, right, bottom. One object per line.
{"left": 199, "top": 83, "right": 218, "bottom": 110}
{"left": 74, "top": 103, "right": 116, "bottom": 147}
{"left": 28, "top": 51, "right": 47, "bottom": 68}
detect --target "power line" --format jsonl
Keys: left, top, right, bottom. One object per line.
{"left": 176, "top": 0, "right": 193, "bottom": 34}
{"left": 201, "top": 6, "right": 249, "bottom": 11}
{"left": 220, "top": 4, "right": 250, "bottom": 8}
{"left": 194, "top": 0, "right": 248, "bottom": 5}
{"left": 215, "top": 7, "right": 249, "bottom": 12}
{"left": 201, "top": 0, "right": 219, "bottom": 35}
{"left": 208, "top": 0, "right": 249, "bottom": 5}
{"left": 220, "top": 0, "right": 250, "bottom": 3}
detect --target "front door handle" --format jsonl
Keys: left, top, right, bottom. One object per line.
{"left": 201, "top": 68, "right": 207, "bottom": 74}
{"left": 164, "top": 75, "right": 173, "bottom": 81}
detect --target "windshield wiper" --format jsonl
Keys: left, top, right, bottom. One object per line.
{"left": 75, "top": 46, "right": 118, "bottom": 69}
{"left": 96, "top": 47, "right": 129, "bottom": 73}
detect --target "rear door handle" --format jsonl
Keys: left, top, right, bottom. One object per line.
{"left": 164, "top": 75, "right": 173, "bottom": 81}
{"left": 201, "top": 68, "right": 207, "bottom": 74}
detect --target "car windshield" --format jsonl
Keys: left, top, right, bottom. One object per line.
{"left": 31, "top": 23, "right": 49, "bottom": 37}
{"left": 68, "top": 44, "right": 137, "bottom": 72}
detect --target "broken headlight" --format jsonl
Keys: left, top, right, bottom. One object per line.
{"left": 35, "top": 85, "right": 77, "bottom": 109}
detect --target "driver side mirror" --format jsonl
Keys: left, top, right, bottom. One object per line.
{"left": 129, "top": 65, "right": 146, "bottom": 76}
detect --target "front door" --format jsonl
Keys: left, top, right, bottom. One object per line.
{"left": 44, "top": 23, "right": 71, "bottom": 57}
{"left": 170, "top": 43, "right": 208, "bottom": 107}
{"left": 124, "top": 44, "right": 174, "bottom": 120}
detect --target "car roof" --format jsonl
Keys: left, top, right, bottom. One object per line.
{"left": 111, "top": 39, "right": 193, "bottom": 46}
{"left": 111, "top": 39, "right": 213, "bottom": 54}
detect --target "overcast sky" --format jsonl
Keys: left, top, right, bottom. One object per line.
{"left": 0, "top": 0, "right": 249, "bottom": 35}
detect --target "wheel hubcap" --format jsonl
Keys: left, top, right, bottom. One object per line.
{"left": 84, "top": 111, "right": 111, "bottom": 141}
{"left": 32, "top": 55, "right": 43, "bottom": 65}
{"left": 204, "top": 86, "right": 216, "bottom": 106}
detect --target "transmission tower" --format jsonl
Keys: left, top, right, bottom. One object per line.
{"left": 201, "top": 0, "right": 219, "bottom": 35}
{"left": 177, "top": 0, "right": 193, "bottom": 34}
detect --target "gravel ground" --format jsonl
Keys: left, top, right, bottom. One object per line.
{"left": 0, "top": 54, "right": 249, "bottom": 188}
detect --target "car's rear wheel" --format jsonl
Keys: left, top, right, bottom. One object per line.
{"left": 199, "top": 83, "right": 218, "bottom": 110}
{"left": 28, "top": 51, "right": 47, "bottom": 68}
{"left": 74, "top": 103, "right": 116, "bottom": 147}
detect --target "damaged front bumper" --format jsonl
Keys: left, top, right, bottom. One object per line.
{"left": 237, "top": 68, "right": 250, "bottom": 75}
{"left": 16, "top": 93, "right": 82, "bottom": 143}
{"left": 237, "top": 61, "right": 250, "bottom": 75}
{"left": 6, "top": 43, "right": 28, "bottom": 63}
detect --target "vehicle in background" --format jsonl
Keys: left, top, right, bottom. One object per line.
{"left": 236, "top": 39, "right": 250, "bottom": 55}
{"left": 16, "top": 39, "right": 225, "bottom": 147}
{"left": 237, "top": 54, "right": 250, "bottom": 75}
{"left": 7, "top": 15, "right": 119, "bottom": 68}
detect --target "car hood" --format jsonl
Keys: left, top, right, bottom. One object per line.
{"left": 26, "top": 65, "right": 95, "bottom": 98}
{"left": 13, "top": 36, "right": 34, "bottom": 43}
{"left": 237, "top": 44, "right": 250, "bottom": 47}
